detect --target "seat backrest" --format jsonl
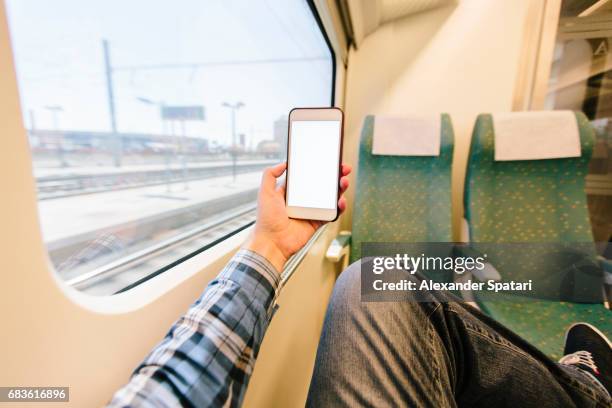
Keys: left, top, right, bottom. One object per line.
{"left": 351, "top": 114, "right": 454, "bottom": 261}
{"left": 464, "top": 111, "right": 594, "bottom": 243}
{"left": 464, "top": 111, "right": 599, "bottom": 302}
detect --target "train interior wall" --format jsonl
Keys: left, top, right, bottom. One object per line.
{"left": 0, "top": 0, "right": 558, "bottom": 407}
{"left": 341, "top": 0, "right": 535, "bottom": 239}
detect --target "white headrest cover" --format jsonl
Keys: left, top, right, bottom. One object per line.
{"left": 493, "top": 111, "right": 580, "bottom": 161}
{"left": 372, "top": 115, "right": 440, "bottom": 156}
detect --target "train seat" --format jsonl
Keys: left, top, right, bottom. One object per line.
{"left": 463, "top": 111, "right": 611, "bottom": 359}
{"left": 326, "top": 114, "right": 454, "bottom": 269}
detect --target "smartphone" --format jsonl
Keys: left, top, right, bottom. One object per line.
{"left": 285, "top": 107, "right": 344, "bottom": 221}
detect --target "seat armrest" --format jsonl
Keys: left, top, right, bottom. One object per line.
{"left": 453, "top": 242, "right": 500, "bottom": 306}
{"left": 326, "top": 231, "right": 351, "bottom": 268}
{"left": 460, "top": 217, "right": 470, "bottom": 243}
{"left": 454, "top": 243, "right": 501, "bottom": 282}
{"left": 471, "top": 262, "right": 502, "bottom": 282}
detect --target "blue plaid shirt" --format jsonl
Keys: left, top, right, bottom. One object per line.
{"left": 107, "top": 249, "right": 280, "bottom": 408}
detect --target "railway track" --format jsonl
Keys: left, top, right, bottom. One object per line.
{"left": 36, "top": 161, "right": 274, "bottom": 200}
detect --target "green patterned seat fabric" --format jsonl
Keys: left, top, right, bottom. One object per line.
{"left": 479, "top": 296, "right": 611, "bottom": 360}
{"left": 351, "top": 114, "right": 454, "bottom": 262}
{"left": 465, "top": 112, "right": 594, "bottom": 243}
{"left": 465, "top": 112, "right": 610, "bottom": 356}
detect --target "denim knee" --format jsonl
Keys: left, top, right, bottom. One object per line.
{"left": 327, "top": 259, "right": 438, "bottom": 328}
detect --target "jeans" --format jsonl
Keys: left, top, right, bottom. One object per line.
{"left": 306, "top": 260, "right": 611, "bottom": 407}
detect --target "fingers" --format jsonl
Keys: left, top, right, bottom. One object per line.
{"left": 270, "top": 162, "right": 287, "bottom": 177}
{"left": 261, "top": 162, "right": 287, "bottom": 191}
{"left": 337, "top": 196, "right": 347, "bottom": 215}
{"left": 337, "top": 163, "right": 351, "bottom": 215}
{"left": 339, "top": 176, "right": 349, "bottom": 193}
{"left": 339, "top": 164, "right": 351, "bottom": 192}
{"left": 338, "top": 163, "right": 352, "bottom": 193}
{"left": 341, "top": 163, "right": 352, "bottom": 177}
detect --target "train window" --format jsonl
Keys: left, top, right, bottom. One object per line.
{"left": 6, "top": 0, "right": 334, "bottom": 295}
{"left": 544, "top": 0, "right": 612, "bottom": 242}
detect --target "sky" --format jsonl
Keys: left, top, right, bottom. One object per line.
{"left": 6, "top": 0, "right": 333, "bottom": 147}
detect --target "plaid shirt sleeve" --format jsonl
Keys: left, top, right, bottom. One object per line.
{"left": 107, "top": 249, "right": 280, "bottom": 408}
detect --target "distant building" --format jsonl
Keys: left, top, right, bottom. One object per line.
{"left": 257, "top": 140, "right": 281, "bottom": 159}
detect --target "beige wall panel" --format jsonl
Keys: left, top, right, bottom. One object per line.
{"left": 342, "top": 0, "right": 533, "bottom": 239}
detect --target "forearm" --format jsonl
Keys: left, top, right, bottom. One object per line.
{"left": 107, "top": 249, "right": 280, "bottom": 408}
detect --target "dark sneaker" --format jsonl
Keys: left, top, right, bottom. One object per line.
{"left": 560, "top": 322, "right": 611, "bottom": 394}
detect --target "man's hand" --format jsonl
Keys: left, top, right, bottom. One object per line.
{"left": 244, "top": 162, "right": 351, "bottom": 273}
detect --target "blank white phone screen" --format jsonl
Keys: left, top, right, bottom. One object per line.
{"left": 287, "top": 120, "right": 341, "bottom": 210}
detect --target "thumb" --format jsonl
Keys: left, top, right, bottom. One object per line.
{"left": 261, "top": 162, "right": 287, "bottom": 191}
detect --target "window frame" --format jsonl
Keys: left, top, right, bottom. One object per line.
{"left": 512, "top": 0, "right": 562, "bottom": 111}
